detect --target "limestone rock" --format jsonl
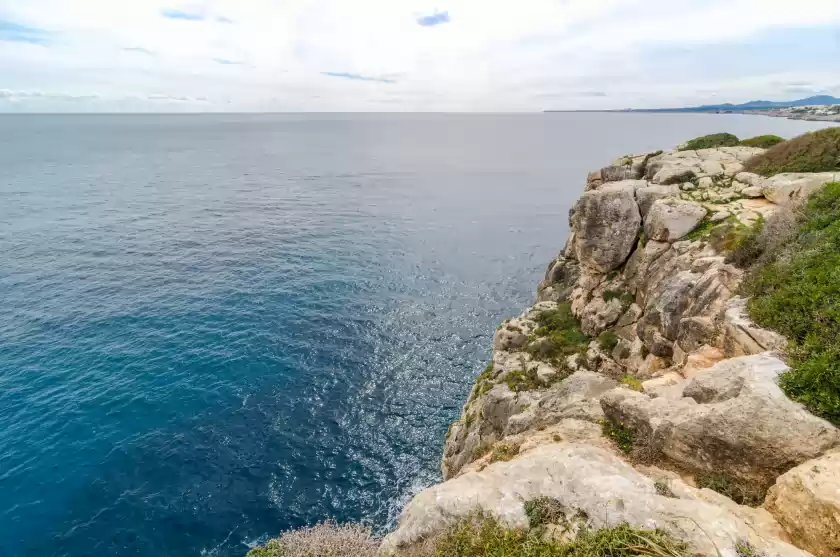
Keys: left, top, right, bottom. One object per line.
{"left": 644, "top": 199, "right": 707, "bottom": 242}
{"left": 722, "top": 297, "right": 787, "bottom": 357}
{"left": 601, "top": 354, "right": 840, "bottom": 483}
{"left": 537, "top": 256, "right": 580, "bottom": 302}
{"left": 383, "top": 443, "right": 810, "bottom": 557}
{"left": 762, "top": 172, "right": 840, "bottom": 206}
{"left": 493, "top": 318, "right": 536, "bottom": 351}
{"left": 765, "top": 452, "right": 840, "bottom": 557}
{"left": 635, "top": 184, "right": 680, "bottom": 217}
{"left": 580, "top": 296, "right": 624, "bottom": 336}
{"left": 570, "top": 188, "right": 641, "bottom": 273}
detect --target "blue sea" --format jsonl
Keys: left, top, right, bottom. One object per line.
{"left": 0, "top": 113, "right": 832, "bottom": 557}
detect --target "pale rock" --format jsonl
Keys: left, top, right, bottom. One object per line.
{"left": 601, "top": 354, "right": 840, "bottom": 483}
{"left": 762, "top": 172, "right": 840, "bottom": 206}
{"left": 493, "top": 318, "right": 536, "bottom": 351}
{"left": 764, "top": 452, "right": 840, "bottom": 557}
{"left": 681, "top": 345, "right": 725, "bottom": 379}
{"left": 580, "top": 296, "right": 624, "bottom": 336}
{"left": 735, "top": 171, "right": 765, "bottom": 188}
{"left": 623, "top": 241, "right": 670, "bottom": 295}
{"left": 740, "top": 186, "right": 764, "bottom": 198}
{"left": 570, "top": 188, "right": 641, "bottom": 273}
{"left": 635, "top": 184, "right": 680, "bottom": 217}
{"left": 698, "top": 160, "right": 725, "bottom": 178}
{"left": 697, "top": 176, "right": 715, "bottom": 188}
{"left": 644, "top": 199, "right": 707, "bottom": 242}
{"left": 384, "top": 443, "right": 811, "bottom": 557}
{"left": 643, "top": 372, "right": 686, "bottom": 399}
{"left": 722, "top": 297, "right": 787, "bottom": 357}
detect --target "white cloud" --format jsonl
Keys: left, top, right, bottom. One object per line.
{"left": 0, "top": 0, "right": 839, "bottom": 111}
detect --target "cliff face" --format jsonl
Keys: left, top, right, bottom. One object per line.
{"left": 383, "top": 146, "right": 840, "bottom": 557}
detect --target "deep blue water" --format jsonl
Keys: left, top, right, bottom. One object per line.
{"left": 0, "top": 113, "right": 833, "bottom": 557}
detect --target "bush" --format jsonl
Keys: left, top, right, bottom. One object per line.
{"left": 601, "top": 419, "right": 635, "bottom": 454}
{"left": 430, "top": 513, "right": 690, "bottom": 557}
{"left": 620, "top": 375, "right": 643, "bottom": 392}
{"left": 742, "top": 182, "right": 840, "bottom": 425}
{"left": 504, "top": 368, "right": 544, "bottom": 393}
{"left": 679, "top": 133, "right": 740, "bottom": 151}
{"left": 743, "top": 127, "right": 840, "bottom": 176}
{"left": 739, "top": 134, "right": 784, "bottom": 148}
{"left": 597, "top": 330, "right": 619, "bottom": 353}
{"left": 247, "top": 521, "right": 379, "bottom": 557}
{"left": 489, "top": 442, "right": 520, "bottom": 463}
{"left": 524, "top": 304, "right": 590, "bottom": 363}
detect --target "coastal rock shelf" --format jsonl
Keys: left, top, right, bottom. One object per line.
{"left": 384, "top": 144, "right": 840, "bottom": 557}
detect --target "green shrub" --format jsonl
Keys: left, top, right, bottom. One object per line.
{"left": 620, "top": 375, "right": 643, "bottom": 392}
{"left": 743, "top": 182, "right": 840, "bottom": 424}
{"left": 430, "top": 513, "right": 690, "bottom": 557}
{"left": 695, "top": 472, "right": 767, "bottom": 507}
{"left": 524, "top": 497, "right": 569, "bottom": 529}
{"left": 601, "top": 419, "right": 635, "bottom": 454}
{"left": 739, "top": 134, "right": 784, "bottom": 148}
{"left": 654, "top": 480, "right": 677, "bottom": 498}
{"left": 525, "top": 304, "right": 590, "bottom": 363}
{"left": 720, "top": 216, "right": 765, "bottom": 267}
{"left": 743, "top": 127, "right": 840, "bottom": 176}
{"left": 679, "top": 133, "right": 740, "bottom": 151}
{"left": 597, "top": 330, "right": 619, "bottom": 353}
{"left": 504, "top": 368, "right": 544, "bottom": 393}
{"left": 489, "top": 442, "right": 520, "bottom": 463}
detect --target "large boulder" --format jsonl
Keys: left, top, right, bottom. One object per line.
{"left": 722, "top": 297, "right": 787, "bottom": 357}
{"left": 761, "top": 172, "right": 840, "bottom": 206}
{"left": 764, "top": 451, "right": 840, "bottom": 557}
{"left": 570, "top": 188, "right": 641, "bottom": 273}
{"left": 601, "top": 354, "right": 840, "bottom": 483}
{"left": 383, "top": 443, "right": 809, "bottom": 557}
{"left": 537, "top": 256, "right": 581, "bottom": 303}
{"left": 644, "top": 199, "right": 707, "bottom": 242}
{"left": 635, "top": 185, "right": 680, "bottom": 217}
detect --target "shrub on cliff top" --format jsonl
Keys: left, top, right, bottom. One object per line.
{"left": 743, "top": 127, "right": 840, "bottom": 176}
{"left": 247, "top": 520, "right": 379, "bottom": 557}
{"left": 742, "top": 181, "right": 840, "bottom": 425}
{"left": 739, "top": 134, "right": 784, "bottom": 148}
{"left": 679, "top": 132, "right": 740, "bottom": 151}
{"left": 525, "top": 303, "right": 590, "bottom": 363}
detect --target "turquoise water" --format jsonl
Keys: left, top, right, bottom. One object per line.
{"left": 0, "top": 113, "right": 832, "bottom": 557}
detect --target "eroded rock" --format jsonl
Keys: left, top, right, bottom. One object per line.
{"left": 570, "top": 188, "right": 641, "bottom": 273}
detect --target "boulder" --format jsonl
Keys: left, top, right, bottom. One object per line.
{"left": 722, "top": 297, "right": 787, "bottom": 357}
{"left": 493, "top": 318, "right": 536, "bottom": 351}
{"left": 601, "top": 354, "right": 840, "bottom": 483}
{"left": 764, "top": 451, "right": 840, "bottom": 557}
{"left": 635, "top": 185, "right": 680, "bottom": 217}
{"left": 383, "top": 443, "right": 810, "bottom": 557}
{"left": 570, "top": 188, "right": 641, "bottom": 273}
{"left": 761, "top": 172, "right": 840, "bottom": 206}
{"left": 644, "top": 199, "right": 707, "bottom": 242}
{"left": 537, "top": 256, "right": 580, "bottom": 302}
{"left": 579, "top": 296, "right": 624, "bottom": 336}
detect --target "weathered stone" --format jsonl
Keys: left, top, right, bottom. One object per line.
{"left": 600, "top": 165, "right": 634, "bottom": 183}
{"left": 384, "top": 443, "right": 810, "bottom": 557}
{"left": 644, "top": 199, "right": 707, "bottom": 242}
{"left": 570, "top": 189, "right": 641, "bottom": 273}
{"left": 493, "top": 318, "right": 536, "bottom": 351}
{"left": 765, "top": 452, "right": 840, "bottom": 557}
{"left": 741, "top": 186, "right": 764, "bottom": 198}
{"left": 601, "top": 354, "right": 840, "bottom": 483}
{"left": 722, "top": 297, "right": 787, "bottom": 357}
{"left": 635, "top": 184, "right": 680, "bottom": 217}
{"left": 762, "top": 172, "right": 840, "bottom": 206}
{"left": 580, "top": 296, "right": 624, "bottom": 336}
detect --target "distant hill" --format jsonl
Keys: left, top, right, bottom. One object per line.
{"left": 628, "top": 95, "right": 840, "bottom": 113}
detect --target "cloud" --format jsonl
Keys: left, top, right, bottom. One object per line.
{"left": 216, "top": 16, "right": 233, "bottom": 24}
{"left": 214, "top": 58, "right": 242, "bottom": 65}
{"left": 147, "top": 94, "right": 209, "bottom": 102}
{"left": 0, "top": 19, "right": 50, "bottom": 44}
{"left": 321, "top": 72, "right": 396, "bottom": 84}
{"left": 160, "top": 8, "right": 205, "bottom": 21}
{"left": 0, "top": 89, "right": 99, "bottom": 101}
{"left": 416, "top": 11, "right": 450, "bottom": 27}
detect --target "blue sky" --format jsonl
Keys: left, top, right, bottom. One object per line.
{"left": 0, "top": 0, "right": 839, "bottom": 112}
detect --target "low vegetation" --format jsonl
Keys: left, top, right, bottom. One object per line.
{"left": 504, "top": 368, "right": 545, "bottom": 393}
{"left": 430, "top": 513, "right": 690, "bottom": 557}
{"left": 742, "top": 181, "right": 840, "bottom": 425}
{"left": 679, "top": 132, "right": 740, "bottom": 151}
{"left": 620, "top": 375, "right": 643, "bottom": 392}
{"left": 597, "top": 330, "right": 619, "bottom": 353}
{"left": 739, "top": 134, "right": 784, "bottom": 148}
{"left": 654, "top": 480, "right": 677, "bottom": 499}
{"left": 743, "top": 127, "right": 840, "bottom": 176}
{"left": 601, "top": 419, "right": 635, "bottom": 454}
{"left": 489, "top": 442, "right": 520, "bottom": 463}
{"left": 694, "top": 472, "right": 767, "bottom": 507}
{"left": 246, "top": 520, "right": 379, "bottom": 557}
{"left": 524, "top": 304, "right": 590, "bottom": 363}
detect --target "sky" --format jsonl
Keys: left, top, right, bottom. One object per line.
{"left": 1, "top": 0, "right": 840, "bottom": 112}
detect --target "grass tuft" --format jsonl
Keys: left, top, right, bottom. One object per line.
{"left": 601, "top": 419, "right": 635, "bottom": 454}
{"left": 524, "top": 303, "right": 590, "bottom": 364}
{"left": 597, "top": 330, "right": 619, "bottom": 353}
{"left": 489, "top": 442, "right": 520, "bottom": 463}
{"left": 620, "top": 375, "right": 643, "bottom": 392}
{"left": 246, "top": 520, "right": 379, "bottom": 557}
{"left": 743, "top": 127, "right": 840, "bottom": 176}
{"left": 695, "top": 472, "right": 767, "bottom": 507}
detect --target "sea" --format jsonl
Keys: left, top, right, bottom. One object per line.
{"left": 0, "top": 113, "right": 833, "bottom": 557}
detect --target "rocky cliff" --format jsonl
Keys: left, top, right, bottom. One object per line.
{"left": 382, "top": 145, "right": 840, "bottom": 557}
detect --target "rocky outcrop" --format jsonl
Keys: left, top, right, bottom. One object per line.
{"left": 386, "top": 142, "right": 840, "bottom": 557}
{"left": 764, "top": 452, "right": 840, "bottom": 557}
{"left": 384, "top": 443, "right": 809, "bottom": 557}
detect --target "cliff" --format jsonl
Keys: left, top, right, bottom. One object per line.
{"left": 381, "top": 144, "right": 840, "bottom": 557}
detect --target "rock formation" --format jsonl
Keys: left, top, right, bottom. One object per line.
{"left": 384, "top": 144, "right": 840, "bottom": 557}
